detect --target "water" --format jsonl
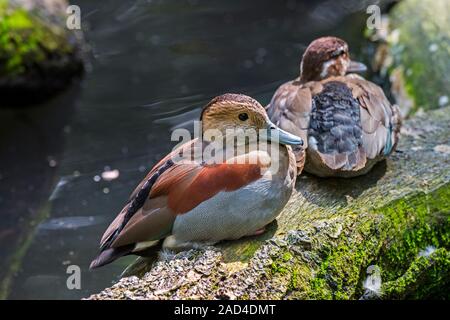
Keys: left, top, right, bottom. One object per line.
{"left": 0, "top": 0, "right": 381, "bottom": 299}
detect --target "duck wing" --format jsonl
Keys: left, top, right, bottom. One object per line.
{"left": 91, "top": 140, "right": 265, "bottom": 268}
{"left": 266, "top": 80, "right": 315, "bottom": 171}
{"left": 344, "top": 74, "right": 402, "bottom": 159}
{"left": 306, "top": 80, "right": 367, "bottom": 173}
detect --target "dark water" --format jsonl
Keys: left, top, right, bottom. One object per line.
{"left": 0, "top": 0, "right": 384, "bottom": 299}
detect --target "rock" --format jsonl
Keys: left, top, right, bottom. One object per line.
{"left": 87, "top": 106, "right": 450, "bottom": 300}
{"left": 369, "top": 0, "right": 450, "bottom": 116}
{"left": 0, "top": 0, "right": 84, "bottom": 106}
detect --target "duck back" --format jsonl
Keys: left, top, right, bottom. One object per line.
{"left": 307, "top": 81, "right": 365, "bottom": 173}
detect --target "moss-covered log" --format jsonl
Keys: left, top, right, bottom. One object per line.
{"left": 370, "top": 0, "right": 450, "bottom": 116}
{"left": 0, "top": 0, "right": 84, "bottom": 105}
{"left": 87, "top": 106, "right": 450, "bottom": 300}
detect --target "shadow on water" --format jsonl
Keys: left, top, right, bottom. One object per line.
{"left": 0, "top": 85, "right": 80, "bottom": 298}
{"left": 0, "top": 0, "right": 396, "bottom": 299}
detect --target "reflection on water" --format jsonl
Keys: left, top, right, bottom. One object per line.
{"left": 0, "top": 0, "right": 384, "bottom": 299}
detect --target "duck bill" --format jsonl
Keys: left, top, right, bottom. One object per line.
{"left": 347, "top": 60, "right": 367, "bottom": 73}
{"left": 267, "top": 121, "right": 303, "bottom": 146}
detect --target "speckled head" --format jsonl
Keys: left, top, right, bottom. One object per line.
{"left": 200, "top": 93, "right": 303, "bottom": 146}
{"left": 299, "top": 36, "right": 367, "bottom": 83}
{"left": 200, "top": 93, "right": 269, "bottom": 133}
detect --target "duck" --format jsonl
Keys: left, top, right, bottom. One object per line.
{"left": 90, "top": 93, "right": 303, "bottom": 269}
{"left": 266, "top": 36, "right": 401, "bottom": 178}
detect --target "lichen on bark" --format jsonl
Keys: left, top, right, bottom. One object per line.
{"left": 87, "top": 106, "right": 450, "bottom": 300}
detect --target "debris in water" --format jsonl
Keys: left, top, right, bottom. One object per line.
{"left": 48, "top": 157, "right": 57, "bottom": 168}
{"left": 38, "top": 216, "right": 103, "bottom": 231}
{"left": 101, "top": 169, "right": 120, "bottom": 181}
{"left": 49, "top": 177, "right": 70, "bottom": 201}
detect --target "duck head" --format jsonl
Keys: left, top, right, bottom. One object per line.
{"left": 299, "top": 36, "right": 367, "bottom": 83}
{"left": 200, "top": 93, "right": 303, "bottom": 146}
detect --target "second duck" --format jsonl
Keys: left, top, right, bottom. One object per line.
{"left": 267, "top": 36, "right": 401, "bottom": 178}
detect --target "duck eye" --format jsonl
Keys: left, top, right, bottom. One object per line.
{"left": 238, "top": 113, "right": 249, "bottom": 121}
{"left": 331, "top": 48, "right": 345, "bottom": 58}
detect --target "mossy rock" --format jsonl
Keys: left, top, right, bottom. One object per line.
{"left": 0, "top": 0, "right": 83, "bottom": 105}
{"left": 88, "top": 106, "right": 450, "bottom": 300}
{"left": 370, "top": 0, "right": 450, "bottom": 116}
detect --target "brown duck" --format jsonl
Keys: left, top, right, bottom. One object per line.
{"left": 90, "top": 94, "right": 303, "bottom": 269}
{"left": 267, "top": 36, "right": 401, "bottom": 178}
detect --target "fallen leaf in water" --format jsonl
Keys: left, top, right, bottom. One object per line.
{"left": 101, "top": 169, "right": 120, "bottom": 181}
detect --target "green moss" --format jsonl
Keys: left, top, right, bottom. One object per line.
{"left": 288, "top": 183, "right": 450, "bottom": 300}
{"left": 371, "top": 184, "right": 449, "bottom": 299}
{"left": 309, "top": 267, "right": 333, "bottom": 300}
{"left": 386, "top": 0, "right": 450, "bottom": 112}
{"left": 289, "top": 268, "right": 300, "bottom": 289}
{"left": 282, "top": 252, "right": 293, "bottom": 262}
{"left": 222, "top": 239, "right": 262, "bottom": 263}
{"left": 270, "top": 261, "right": 289, "bottom": 275}
{"left": 379, "top": 184, "right": 450, "bottom": 283}
{"left": 382, "top": 248, "right": 450, "bottom": 299}
{"left": 0, "top": 0, "right": 74, "bottom": 76}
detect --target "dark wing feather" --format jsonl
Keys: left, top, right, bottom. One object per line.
{"left": 306, "top": 80, "right": 367, "bottom": 172}
{"left": 99, "top": 159, "right": 176, "bottom": 250}
{"left": 344, "top": 74, "right": 402, "bottom": 158}
{"left": 89, "top": 244, "right": 135, "bottom": 269}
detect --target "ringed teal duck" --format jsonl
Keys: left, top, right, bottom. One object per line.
{"left": 91, "top": 93, "right": 303, "bottom": 268}
{"left": 266, "top": 36, "right": 401, "bottom": 177}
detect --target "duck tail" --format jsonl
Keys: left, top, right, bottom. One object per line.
{"left": 89, "top": 244, "right": 134, "bottom": 269}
